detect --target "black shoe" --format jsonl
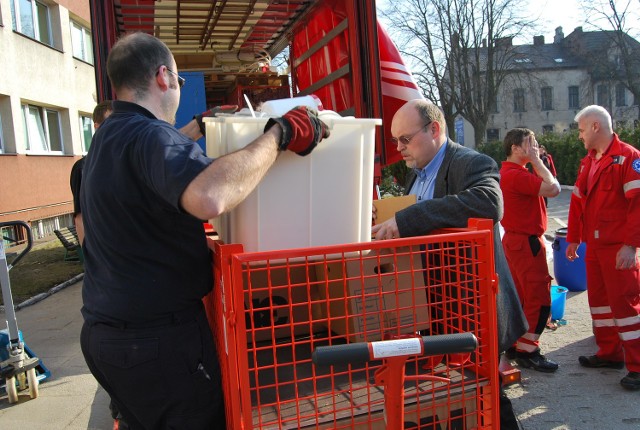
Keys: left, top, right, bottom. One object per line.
{"left": 620, "top": 372, "right": 640, "bottom": 390}
{"left": 515, "top": 351, "right": 559, "bottom": 373}
{"left": 504, "top": 347, "right": 517, "bottom": 360}
{"left": 578, "top": 355, "right": 625, "bottom": 369}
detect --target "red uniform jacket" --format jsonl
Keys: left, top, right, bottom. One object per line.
{"left": 567, "top": 133, "right": 640, "bottom": 248}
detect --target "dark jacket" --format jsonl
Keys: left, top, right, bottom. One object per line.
{"left": 396, "top": 140, "right": 527, "bottom": 352}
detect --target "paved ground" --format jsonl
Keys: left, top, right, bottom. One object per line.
{"left": 0, "top": 279, "right": 112, "bottom": 429}
{"left": 507, "top": 188, "right": 640, "bottom": 429}
{"left": 1, "top": 187, "right": 638, "bottom": 429}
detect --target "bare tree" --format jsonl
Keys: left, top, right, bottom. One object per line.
{"left": 380, "top": 0, "right": 531, "bottom": 145}
{"left": 580, "top": 0, "right": 640, "bottom": 118}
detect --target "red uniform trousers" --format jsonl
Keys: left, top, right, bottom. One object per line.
{"left": 502, "top": 231, "right": 552, "bottom": 353}
{"left": 585, "top": 244, "right": 640, "bottom": 372}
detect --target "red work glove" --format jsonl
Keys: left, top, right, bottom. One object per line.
{"left": 193, "top": 105, "right": 239, "bottom": 136}
{"left": 263, "top": 106, "right": 330, "bottom": 156}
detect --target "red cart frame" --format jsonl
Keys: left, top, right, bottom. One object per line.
{"left": 204, "top": 219, "right": 500, "bottom": 429}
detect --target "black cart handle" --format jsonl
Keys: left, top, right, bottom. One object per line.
{"left": 313, "top": 332, "right": 477, "bottom": 367}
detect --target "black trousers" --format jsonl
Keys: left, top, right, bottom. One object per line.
{"left": 81, "top": 306, "right": 225, "bottom": 430}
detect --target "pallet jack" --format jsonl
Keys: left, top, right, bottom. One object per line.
{"left": 0, "top": 221, "right": 50, "bottom": 404}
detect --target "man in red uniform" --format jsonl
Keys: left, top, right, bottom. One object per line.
{"left": 566, "top": 105, "right": 640, "bottom": 390}
{"left": 500, "top": 128, "right": 561, "bottom": 372}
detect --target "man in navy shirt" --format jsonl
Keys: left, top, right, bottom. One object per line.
{"left": 80, "top": 32, "right": 328, "bottom": 429}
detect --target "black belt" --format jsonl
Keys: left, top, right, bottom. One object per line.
{"left": 95, "top": 302, "right": 204, "bottom": 330}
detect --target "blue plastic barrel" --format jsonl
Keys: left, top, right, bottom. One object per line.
{"left": 552, "top": 228, "right": 587, "bottom": 291}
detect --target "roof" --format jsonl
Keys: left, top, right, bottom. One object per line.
{"left": 472, "top": 27, "right": 640, "bottom": 76}
{"left": 504, "top": 43, "right": 584, "bottom": 70}
{"left": 110, "top": 0, "right": 319, "bottom": 103}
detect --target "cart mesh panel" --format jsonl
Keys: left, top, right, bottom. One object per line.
{"left": 204, "top": 219, "right": 499, "bottom": 429}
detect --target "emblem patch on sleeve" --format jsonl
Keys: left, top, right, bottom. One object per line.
{"left": 633, "top": 158, "right": 640, "bottom": 174}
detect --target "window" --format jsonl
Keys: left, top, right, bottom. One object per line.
{"left": 514, "top": 88, "right": 525, "bottom": 112}
{"left": 568, "top": 86, "right": 579, "bottom": 109}
{"left": 22, "top": 104, "right": 63, "bottom": 153}
{"left": 542, "top": 125, "right": 554, "bottom": 134}
{"left": 597, "top": 84, "right": 610, "bottom": 108}
{"left": 541, "top": 87, "right": 553, "bottom": 111}
{"left": 10, "top": 0, "right": 52, "bottom": 45}
{"left": 79, "top": 115, "right": 93, "bottom": 152}
{"left": 616, "top": 84, "right": 626, "bottom": 107}
{"left": 71, "top": 21, "right": 93, "bottom": 64}
{"left": 486, "top": 128, "right": 500, "bottom": 142}
{"left": 489, "top": 94, "right": 499, "bottom": 113}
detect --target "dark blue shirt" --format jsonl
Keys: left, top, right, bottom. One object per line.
{"left": 80, "top": 101, "right": 214, "bottom": 325}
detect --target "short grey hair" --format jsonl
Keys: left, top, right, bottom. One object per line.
{"left": 575, "top": 105, "right": 612, "bottom": 132}
{"left": 414, "top": 99, "right": 446, "bottom": 136}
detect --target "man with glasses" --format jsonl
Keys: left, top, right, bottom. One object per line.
{"left": 79, "top": 32, "right": 329, "bottom": 429}
{"left": 371, "top": 98, "right": 527, "bottom": 429}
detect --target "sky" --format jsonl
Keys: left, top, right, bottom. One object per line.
{"left": 377, "top": 0, "right": 639, "bottom": 45}
{"left": 515, "top": 0, "right": 640, "bottom": 43}
{"left": 519, "top": 0, "right": 592, "bottom": 44}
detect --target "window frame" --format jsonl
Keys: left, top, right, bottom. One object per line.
{"left": 541, "top": 86, "right": 553, "bottom": 111}
{"left": 79, "top": 114, "right": 93, "bottom": 153}
{"left": 597, "top": 84, "right": 610, "bottom": 108}
{"left": 22, "top": 103, "right": 63, "bottom": 154}
{"left": 616, "top": 84, "right": 627, "bottom": 107}
{"left": 10, "top": 0, "right": 52, "bottom": 46}
{"left": 513, "top": 88, "right": 525, "bottom": 112}
{"left": 70, "top": 20, "right": 94, "bottom": 64}
{"left": 568, "top": 86, "right": 580, "bottom": 109}
{"left": 486, "top": 128, "right": 500, "bottom": 142}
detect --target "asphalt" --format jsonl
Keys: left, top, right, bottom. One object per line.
{"left": 1, "top": 187, "right": 638, "bottom": 430}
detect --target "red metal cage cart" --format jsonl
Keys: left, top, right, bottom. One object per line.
{"left": 203, "top": 218, "right": 501, "bottom": 429}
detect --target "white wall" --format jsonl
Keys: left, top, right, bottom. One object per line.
{"left": 0, "top": 0, "right": 97, "bottom": 155}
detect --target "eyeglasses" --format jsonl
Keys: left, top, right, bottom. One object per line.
{"left": 391, "top": 121, "right": 433, "bottom": 146}
{"left": 158, "top": 66, "right": 186, "bottom": 88}
{"left": 167, "top": 68, "right": 186, "bottom": 88}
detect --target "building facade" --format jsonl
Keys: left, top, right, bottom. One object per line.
{"left": 461, "top": 27, "right": 640, "bottom": 144}
{"left": 0, "top": 0, "right": 96, "bottom": 240}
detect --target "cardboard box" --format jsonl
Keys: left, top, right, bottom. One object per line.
{"left": 373, "top": 195, "right": 416, "bottom": 224}
{"left": 309, "top": 391, "right": 480, "bottom": 430}
{"left": 314, "top": 250, "right": 430, "bottom": 342}
{"left": 242, "top": 263, "right": 318, "bottom": 343}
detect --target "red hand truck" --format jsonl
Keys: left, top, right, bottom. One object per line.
{"left": 204, "top": 218, "right": 501, "bottom": 429}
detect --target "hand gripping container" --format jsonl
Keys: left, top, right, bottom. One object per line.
{"left": 204, "top": 114, "right": 381, "bottom": 253}
{"left": 202, "top": 218, "right": 501, "bottom": 429}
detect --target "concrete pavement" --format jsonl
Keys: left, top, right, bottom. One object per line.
{"left": 1, "top": 188, "right": 639, "bottom": 429}
{"left": 0, "top": 278, "right": 113, "bottom": 429}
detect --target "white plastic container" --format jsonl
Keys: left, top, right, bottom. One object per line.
{"left": 258, "top": 95, "right": 323, "bottom": 116}
{"left": 204, "top": 115, "right": 381, "bottom": 253}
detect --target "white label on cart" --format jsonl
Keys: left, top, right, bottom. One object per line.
{"left": 371, "top": 338, "right": 422, "bottom": 359}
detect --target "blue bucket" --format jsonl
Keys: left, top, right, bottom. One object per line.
{"left": 550, "top": 286, "right": 568, "bottom": 320}
{"left": 552, "top": 228, "right": 587, "bottom": 291}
